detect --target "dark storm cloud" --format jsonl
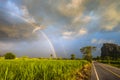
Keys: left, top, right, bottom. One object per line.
{"left": 0, "top": 8, "right": 39, "bottom": 42}
{"left": 0, "top": 0, "right": 120, "bottom": 57}
{"left": 0, "top": 0, "right": 48, "bottom": 42}
{"left": 0, "top": 0, "right": 120, "bottom": 42}
{"left": 23, "top": 0, "right": 120, "bottom": 35}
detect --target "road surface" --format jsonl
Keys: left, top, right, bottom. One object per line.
{"left": 91, "top": 61, "right": 120, "bottom": 80}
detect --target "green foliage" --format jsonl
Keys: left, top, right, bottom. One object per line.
{"left": 0, "top": 60, "right": 89, "bottom": 80}
{"left": 50, "top": 54, "right": 53, "bottom": 58}
{"left": 101, "top": 43, "right": 120, "bottom": 60}
{"left": 105, "top": 56, "right": 111, "bottom": 64}
{"left": 100, "top": 60, "right": 120, "bottom": 68}
{"left": 71, "top": 54, "right": 76, "bottom": 60}
{"left": 4, "top": 53, "right": 16, "bottom": 59}
{"left": 96, "top": 56, "right": 101, "bottom": 60}
{"left": 80, "top": 46, "right": 96, "bottom": 62}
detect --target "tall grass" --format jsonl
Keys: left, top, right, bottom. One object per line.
{"left": 0, "top": 59, "right": 89, "bottom": 80}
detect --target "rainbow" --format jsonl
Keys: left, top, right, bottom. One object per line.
{"left": 1, "top": 10, "right": 57, "bottom": 58}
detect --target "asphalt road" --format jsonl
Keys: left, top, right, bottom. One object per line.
{"left": 91, "top": 61, "right": 120, "bottom": 80}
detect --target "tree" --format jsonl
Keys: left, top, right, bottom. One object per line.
{"left": 101, "top": 43, "right": 120, "bottom": 60}
{"left": 80, "top": 46, "right": 96, "bottom": 62}
{"left": 50, "top": 54, "right": 53, "bottom": 58}
{"left": 4, "top": 52, "right": 16, "bottom": 59}
{"left": 96, "top": 56, "right": 101, "bottom": 60}
{"left": 105, "top": 56, "right": 111, "bottom": 64}
{"left": 71, "top": 54, "right": 76, "bottom": 60}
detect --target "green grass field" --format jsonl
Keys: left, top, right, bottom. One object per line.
{"left": 0, "top": 59, "right": 90, "bottom": 80}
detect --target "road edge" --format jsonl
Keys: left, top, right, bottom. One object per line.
{"left": 99, "top": 63, "right": 120, "bottom": 78}
{"left": 92, "top": 62, "right": 100, "bottom": 80}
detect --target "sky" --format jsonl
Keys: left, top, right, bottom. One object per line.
{"left": 0, "top": 0, "right": 120, "bottom": 58}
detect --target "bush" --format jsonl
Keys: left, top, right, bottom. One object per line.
{"left": 4, "top": 52, "right": 16, "bottom": 59}
{"left": 71, "top": 54, "right": 76, "bottom": 60}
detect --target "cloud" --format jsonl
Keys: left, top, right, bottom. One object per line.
{"left": 100, "top": 3, "right": 120, "bottom": 31}
{"left": 5, "top": 0, "right": 22, "bottom": 15}
{"left": 67, "top": 0, "right": 83, "bottom": 9}
{"left": 62, "top": 31, "right": 74, "bottom": 36}
{"left": 62, "top": 28, "right": 87, "bottom": 40}
{"left": 82, "top": 16, "right": 91, "bottom": 23}
{"left": 58, "top": 0, "right": 84, "bottom": 17}
{"left": 91, "top": 38, "right": 114, "bottom": 44}
{"left": 21, "top": 0, "right": 120, "bottom": 34}
{"left": 73, "top": 15, "right": 92, "bottom": 24}
{"left": 0, "top": 0, "right": 120, "bottom": 42}
{"left": 32, "top": 25, "right": 45, "bottom": 33}
{"left": 21, "top": 6, "right": 37, "bottom": 25}
{"left": 0, "top": 1, "right": 41, "bottom": 42}
{"left": 0, "top": 41, "right": 15, "bottom": 50}
{"left": 78, "top": 28, "right": 87, "bottom": 35}
{"left": 62, "top": 31, "right": 74, "bottom": 39}
{"left": 102, "top": 24, "right": 116, "bottom": 31}
{"left": 0, "top": 0, "right": 120, "bottom": 57}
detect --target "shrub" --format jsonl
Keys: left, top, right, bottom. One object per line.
{"left": 71, "top": 54, "right": 76, "bottom": 60}
{"left": 4, "top": 52, "right": 16, "bottom": 59}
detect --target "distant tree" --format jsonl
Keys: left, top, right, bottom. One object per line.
{"left": 71, "top": 54, "right": 76, "bottom": 60}
{"left": 96, "top": 56, "right": 101, "bottom": 60}
{"left": 50, "top": 54, "right": 53, "bottom": 58}
{"left": 105, "top": 56, "right": 111, "bottom": 64}
{"left": 80, "top": 46, "right": 96, "bottom": 62}
{"left": 4, "top": 52, "right": 16, "bottom": 59}
{"left": 0, "top": 54, "right": 2, "bottom": 57}
{"left": 101, "top": 43, "right": 120, "bottom": 60}
{"left": 0, "top": 53, "right": 3, "bottom": 57}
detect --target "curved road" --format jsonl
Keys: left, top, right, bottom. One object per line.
{"left": 91, "top": 61, "right": 120, "bottom": 80}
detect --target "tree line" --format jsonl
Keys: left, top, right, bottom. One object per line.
{"left": 0, "top": 43, "right": 120, "bottom": 61}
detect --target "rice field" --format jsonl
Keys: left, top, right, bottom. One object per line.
{"left": 0, "top": 59, "right": 89, "bottom": 80}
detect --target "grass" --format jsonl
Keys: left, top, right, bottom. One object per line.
{"left": 100, "top": 60, "right": 120, "bottom": 68}
{"left": 0, "top": 59, "right": 89, "bottom": 80}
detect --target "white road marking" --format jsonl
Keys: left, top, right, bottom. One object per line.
{"left": 102, "top": 63, "right": 120, "bottom": 71}
{"left": 99, "top": 63, "right": 120, "bottom": 78}
{"left": 92, "top": 62, "right": 100, "bottom": 80}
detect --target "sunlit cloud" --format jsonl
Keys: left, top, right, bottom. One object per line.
{"left": 62, "top": 31, "right": 74, "bottom": 36}
{"left": 78, "top": 28, "right": 87, "bottom": 36}
{"left": 67, "top": 0, "right": 83, "bottom": 9}
{"left": 73, "top": 15, "right": 92, "bottom": 24}
{"left": 91, "top": 38, "right": 114, "bottom": 44}
{"left": 101, "top": 3, "right": 120, "bottom": 31}
{"left": 62, "top": 31, "right": 74, "bottom": 39}
{"left": 58, "top": 0, "right": 84, "bottom": 17}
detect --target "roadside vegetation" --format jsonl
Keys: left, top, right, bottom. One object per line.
{"left": 80, "top": 46, "right": 96, "bottom": 62}
{"left": 100, "top": 60, "right": 120, "bottom": 68}
{"left": 0, "top": 52, "right": 92, "bottom": 80}
{"left": 0, "top": 45, "right": 97, "bottom": 80}
{"left": 0, "top": 59, "right": 90, "bottom": 80}
{"left": 94, "top": 57, "right": 120, "bottom": 68}
{"left": 93, "top": 43, "right": 120, "bottom": 68}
